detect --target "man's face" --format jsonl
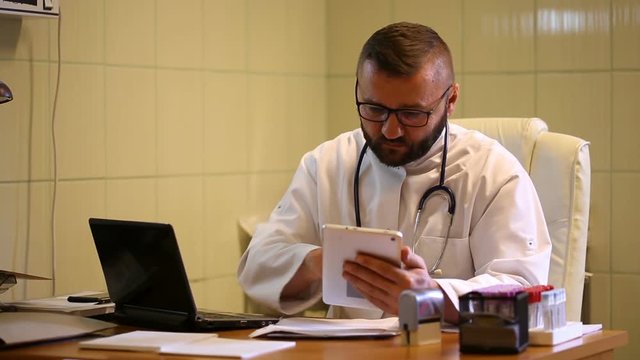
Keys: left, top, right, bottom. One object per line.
{"left": 357, "top": 60, "right": 457, "bottom": 167}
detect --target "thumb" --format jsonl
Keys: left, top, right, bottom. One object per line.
{"left": 401, "top": 246, "right": 427, "bottom": 269}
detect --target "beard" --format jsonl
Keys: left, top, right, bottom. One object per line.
{"left": 361, "top": 111, "right": 447, "bottom": 167}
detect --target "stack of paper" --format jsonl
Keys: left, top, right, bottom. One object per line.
{"left": 0, "top": 312, "right": 116, "bottom": 347}
{"left": 250, "top": 317, "right": 400, "bottom": 338}
{"left": 80, "top": 330, "right": 296, "bottom": 359}
{"left": 5, "top": 291, "right": 114, "bottom": 317}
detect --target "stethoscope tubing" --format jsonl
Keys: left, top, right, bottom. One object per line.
{"left": 353, "top": 122, "right": 456, "bottom": 275}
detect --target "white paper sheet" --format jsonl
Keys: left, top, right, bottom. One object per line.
{"left": 0, "top": 312, "right": 116, "bottom": 346}
{"left": 79, "top": 330, "right": 215, "bottom": 352}
{"left": 80, "top": 330, "right": 295, "bottom": 358}
{"left": 163, "top": 337, "right": 296, "bottom": 359}
{"left": 249, "top": 317, "right": 400, "bottom": 338}
{"left": 5, "top": 291, "right": 114, "bottom": 317}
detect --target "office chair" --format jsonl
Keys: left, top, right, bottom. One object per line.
{"left": 451, "top": 117, "right": 591, "bottom": 322}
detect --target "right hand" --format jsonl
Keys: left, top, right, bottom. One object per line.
{"left": 281, "top": 248, "right": 323, "bottom": 299}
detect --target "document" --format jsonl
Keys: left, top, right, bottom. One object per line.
{"left": 79, "top": 331, "right": 214, "bottom": 352}
{"left": 80, "top": 330, "right": 296, "bottom": 358}
{"left": 5, "top": 291, "right": 114, "bottom": 317}
{"left": 250, "top": 317, "right": 400, "bottom": 338}
{"left": 0, "top": 312, "right": 116, "bottom": 347}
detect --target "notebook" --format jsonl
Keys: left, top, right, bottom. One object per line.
{"left": 88, "top": 218, "right": 280, "bottom": 332}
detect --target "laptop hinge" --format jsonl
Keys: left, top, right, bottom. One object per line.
{"left": 116, "top": 304, "right": 194, "bottom": 330}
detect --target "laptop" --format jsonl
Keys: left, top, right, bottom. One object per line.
{"left": 88, "top": 217, "right": 280, "bottom": 332}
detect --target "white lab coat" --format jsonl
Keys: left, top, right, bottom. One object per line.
{"left": 237, "top": 124, "right": 551, "bottom": 319}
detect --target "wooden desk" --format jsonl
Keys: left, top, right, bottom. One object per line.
{"left": 0, "top": 328, "right": 628, "bottom": 360}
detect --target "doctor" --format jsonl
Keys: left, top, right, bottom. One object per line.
{"left": 237, "top": 22, "right": 551, "bottom": 323}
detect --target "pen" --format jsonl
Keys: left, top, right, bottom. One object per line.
{"left": 67, "top": 295, "right": 111, "bottom": 304}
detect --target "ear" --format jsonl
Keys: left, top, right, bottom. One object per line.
{"left": 446, "top": 83, "right": 460, "bottom": 117}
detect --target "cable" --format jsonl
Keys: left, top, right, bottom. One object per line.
{"left": 50, "top": 7, "right": 62, "bottom": 296}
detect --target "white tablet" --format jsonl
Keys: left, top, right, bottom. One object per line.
{"left": 321, "top": 224, "right": 403, "bottom": 310}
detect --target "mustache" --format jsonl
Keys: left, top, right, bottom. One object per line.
{"left": 378, "top": 137, "right": 408, "bottom": 145}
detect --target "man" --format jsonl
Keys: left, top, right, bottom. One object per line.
{"left": 237, "top": 22, "right": 551, "bottom": 323}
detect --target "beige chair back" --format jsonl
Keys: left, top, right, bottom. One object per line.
{"left": 451, "top": 117, "right": 591, "bottom": 321}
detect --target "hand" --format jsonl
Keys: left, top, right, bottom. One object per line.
{"left": 281, "top": 248, "right": 323, "bottom": 300}
{"left": 342, "top": 246, "right": 437, "bottom": 315}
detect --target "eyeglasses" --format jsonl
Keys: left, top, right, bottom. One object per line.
{"left": 355, "top": 82, "right": 452, "bottom": 127}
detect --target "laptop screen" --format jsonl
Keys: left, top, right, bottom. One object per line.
{"left": 89, "top": 218, "right": 197, "bottom": 317}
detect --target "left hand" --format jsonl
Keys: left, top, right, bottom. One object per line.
{"left": 342, "top": 245, "right": 438, "bottom": 315}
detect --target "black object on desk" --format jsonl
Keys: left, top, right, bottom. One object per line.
{"left": 458, "top": 289, "right": 529, "bottom": 354}
{"left": 67, "top": 295, "right": 111, "bottom": 304}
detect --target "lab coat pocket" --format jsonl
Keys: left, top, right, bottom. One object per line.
{"left": 414, "top": 235, "right": 472, "bottom": 278}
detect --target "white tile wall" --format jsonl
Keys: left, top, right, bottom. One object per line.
{"left": 54, "top": 180, "right": 105, "bottom": 295}
{"left": 203, "top": 72, "right": 249, "bottom": 174}
{"left": 156, "top": 69, "right": 203, "bottom": 175}
{"left": 203, "top": 0, "right": 247, "bottom": 71}
{"left": 247, "top": 74, "right": 288, "bottom": 171}
{"left": 587, "top": 172, "right": 611, "bottom": 272}
{"left": 105, "top": 0, "right": 156, "bottom": 66}
{"left": 0, "top": 0, "right": 326, "bottom": 309}
{"left": 612, "top": 274, "right": 640, "bottom": 359}
{"left": 105, "top": 67, "right": 157, "bottom": 177}
{"left": 613, "top": 0, "right": 640, "bottom": 68}
{"left": 105, "top": 178, "right": 157, "bottom": 221}
{"left": 537, "top": 73, "right": 611, "bottom": 171}
{"left": 612, "top": 72, "right": 640, "bottom": 171}
{"left": 611, "top": 173, "right": 640, "bottom": 273}
{"left": 2, "top": 2, "right": 640, "bottom": 357}
{"left": 27, "top": 63, "right": 54, "bottom": 181}
{"left": 54, "top": 64, "right": 105, "bottom": 179}
{"left": 157, "top": 0, "right": 203, "bottom": 69}
{"left": 536, "top": 0, "right": 611, "bottom": 71}
{"left": 462, "top": 74, "right": 536, "bottom": 117}
{"left": 203, "top": 175, "right": 248, "bottom": 278}
{"left": 247, "top": 0, "right": 286, "bottom": 73}
{"left": 327, "top": 0, "right": 391, "bottom": 75}
{"left": 0, "top": 61, "right": 30, "bottom": 182}
{"left": 57, "top": 0, "right": 104, "bottom": 64}
{"left": 463, "top": 0, "right": 535, "bottom": 72}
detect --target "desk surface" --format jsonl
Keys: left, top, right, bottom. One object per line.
{"left": 0, "top": 328, "right": 628, "bottom": 360}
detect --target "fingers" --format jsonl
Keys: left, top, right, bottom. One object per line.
{"left": 349, "top": 252, "right": 404, "bottom": 283}
{"left": 342, "top": 261, "right": 399, "bottom": 314}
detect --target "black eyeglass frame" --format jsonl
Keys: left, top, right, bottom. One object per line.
{"left": 354, "top": 79, "right": 453, "bottom": 128}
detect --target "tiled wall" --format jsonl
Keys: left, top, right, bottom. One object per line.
{"left": 0, "top": 0, "right": 326, "bottom": 313}
{"left": 326, "top": 1, "right": 640, "bottom": 359}
{"left": 1, "top": 0, "right": 639, "bottom": 358}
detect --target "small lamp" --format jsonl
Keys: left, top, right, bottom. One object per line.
{"left": 0, "top": 80, "right": 14, "bottom": 104}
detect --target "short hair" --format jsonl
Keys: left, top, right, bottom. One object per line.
{"left": 356, "top": 22, "right": 454, "bottom": 81}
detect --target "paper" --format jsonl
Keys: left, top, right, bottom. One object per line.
{"left": 249, "top": 317, "right": 400, "bottom": 338}
{"left": 80, "top": 330, "right": 295, "bottom": 358}
{"left": 5, "top": 291, "right": 114, "bottom": 317}
{"left": 0, "top": 269, "right": 50, "bottom": 280}
{"left": 80, "top": 331, "right": 215, "bottom": 352}
{"left": 0, "top": 311, "right": 116, "bottom": 347}
{"left": 0, "top": 270, "right": 49, "bottom": 294}
{"left": 163, "top": 337, "right": 296, "bottom": 359}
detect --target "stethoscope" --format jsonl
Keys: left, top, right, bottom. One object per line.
{"left": 353, "top": 119, "right": 456, "bottom": 275}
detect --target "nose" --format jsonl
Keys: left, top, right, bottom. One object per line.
{"left": 381, "top": 112, "right": 404, "bottom": 139}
